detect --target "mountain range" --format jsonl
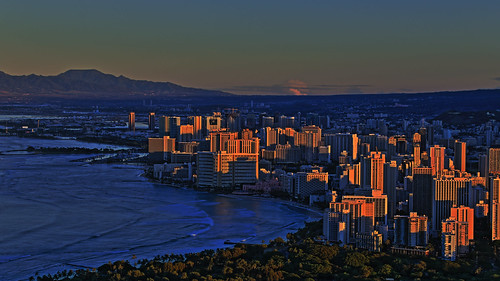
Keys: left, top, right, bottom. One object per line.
{"left": 0, "top": 69, "right": 232, "bottom": 100}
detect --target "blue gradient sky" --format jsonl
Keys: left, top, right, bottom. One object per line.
{"left": 1, "top": 1, "right": 499, "bottom": 95}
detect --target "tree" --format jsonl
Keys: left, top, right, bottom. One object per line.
{"left": 344, "top": 252, "right": 369, "bottom": 268}
{"left": 379, "top": 264, "right": 392, "bottom": 276}
{"left": 360, "top": 265, "right": 374, "bottom": 278}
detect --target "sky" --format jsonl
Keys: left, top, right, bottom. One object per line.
{"left": 1, "top": 1, "right": 500, "bottom": 95}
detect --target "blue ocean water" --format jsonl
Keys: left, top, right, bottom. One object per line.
{"left": 0, "top": 137, "right": 320, "bottom": 280}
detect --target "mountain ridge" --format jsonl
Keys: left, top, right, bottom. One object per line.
{"left": 0, "top": 69, "right": 233, "bottom": 99}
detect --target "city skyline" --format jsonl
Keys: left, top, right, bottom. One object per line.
{"left": 2, "top": 1, "right": 500, "bottom": 279}
{"left": 1, "top": 1, "right": 500, "bottom": 95}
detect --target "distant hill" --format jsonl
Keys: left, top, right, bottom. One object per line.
{"left": 434, "top": 110, "right": 500, "bottom": 127}
{"left": 0, "top": 69, "right": 232, "bottom": 100}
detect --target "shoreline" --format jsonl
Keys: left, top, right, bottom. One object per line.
{"left": 142, "top": 172, "right": 324, "bottom": 218}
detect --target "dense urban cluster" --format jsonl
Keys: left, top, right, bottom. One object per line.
{"left": 138, "top": 107, "right": 500, "bottom": 262}
{"left": 2, "top": 97, "right": 500, "bottom": 279}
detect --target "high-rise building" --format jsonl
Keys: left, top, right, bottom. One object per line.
{"left": 489, "top": 148, "right": 500, "bottom": 176}
{"left": 197, "top": 151, "right": 258, "bottom": 189}
{"left": 450, "top": 205, "right": 474, "bottom": 240}
{"left": 361, "top": 152, "right": 386, "bottom": 191}
{"left": 430, "top": 145, "right": 445, "bottom": 177}
{"left": 491, "top": 177, "right": 500, "bottom": 240}
{"left": 329, "top": 199, "right": 375, "bottom": 242}
{"left": 413, "top": 144, "right": 421, "bottom": 167}
{"left": 128, "top": 112, "right": 135, "bottom": 132}
{"left": 294, "top": 171, "right": 328, "bottom": 199}
{"left": 343, "top": 193, "right": 388, "bottom": 226}
{"left": 454, "top": 141, "right": 466, "bottom": 172}
{"left": 225, "top": 110, "right": 241, "bottom": 132}
{"left": 318, "top": 146, "right": 331, "bottom": 163}
{"left": 389, "top": 135, "right": 407, "bottom": 156}
{"left": 179, "top": 124, "right": 194, "bottom": 142}
{"left": 384, "top": 161, "right": 398, "bottom": 219}
{"left": 240, "top": 129, "right": 253, "bottom": 140}
{"left": 324, "top": 133, "right": 359, "bottom": 161}
{"left": 246, "top": 114, "right": 257, "bottom": 129}
{"left": 226, "top": 138, "right": 260, "bottom": 154}
{"left": 159, "top": 116, "right": 181, "bottom": 138}
{"left": 432, "top": 178, "right": 472, "bottom": 232}
{"left": 441, "top": 218, "right": 470, "bottom": 260}
{"left": 295, "top": 125, "right": 322, "bottom": 162}
{"left": 412, "top": 167, "right": 433, "bottom": 219}
{"left": 204, "top": 113, "right": 222, "bottom": 135}
{"left": 261, "top": 116, "right": 274, "bottom": 128}
{"left": 394, "top": 212, "right": 429, "bottom": 247}
{"left": 418, "top": 127, "right": 428, "bottom": 150}
{"left": 479, "top": 154, "right": 488, "bottom": 178}
{"left": 286, "top": 116, "right": 296, "bottom": 128}
{"left": 275, "top": 144, "right": 301, "bottom": 163}
{"left": 356, "top": 230, "right": 383, "bottom": 252}
{"left": 413, "top": 132, "right": 422, "bottom": 147}
{"left": 209, "top": 130, "right": 238, "bottom": 152}
{"left": 346, "top": 163, "right": 361, "bottom": 187}
{"left": 188, "top": 116, "right": 203, "bottom": 139}
{"left": 264, "top": 127, "right": 278, "bottom": 148}
{"left": 148, "top": 112, "right": 155, "bottom": 130}
{"left": 323, "top": 209, "right": 350, "bottom": 244}
{"left": 148, "top": 136, "right": 176, "bottom": 153}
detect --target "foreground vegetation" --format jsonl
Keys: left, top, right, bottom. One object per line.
{"left": 34, "top": 221, "right": 500, "bottom": 281}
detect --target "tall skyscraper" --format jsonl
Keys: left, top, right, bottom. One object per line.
{"left": 489, "top": 148, "right": 500, "bottom": 176}
{"left": 128, "top": 112, "right": 135, "bottom": 132}
{"left": 430, "top": 145, "right": 445, "bottom": 177}
{"left": 432, "top": 178, "right": 472, "bottom": 232}
{"left": 361, "top": 151, "right": 386, "bottom": 191}
{"left": 491, "top": 177, "right": 500, "bottom": 241}
{"left": 418, "top": 127, "right": 427, "bottom": 150}
{"left": 454, "top": 141, "right": 466, "bottom": 172}
{"left": 384, "top": 161, "right": 398, "bottom": 219}
{"left": 148, "top": 112, "right": 155, "bottom": 131}
{"left": 412, "top": 167, "right": 433, "bottom": 219}
{"left": 413, "top": 132, "right": 422, "bottom": 147}
{"left": 450, "top": 205, "right": 474, "bottom": 240}
{"left": 413, "top": 144, "right": 421, "bottom": 167}
{"left": 264, "top": 127, "right": 278, "bottom": 148}
{"left": 479, "top": 154, "right": 488, "bottom": 178}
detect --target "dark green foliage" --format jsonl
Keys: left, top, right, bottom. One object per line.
{"left": 34, "top": 220, "right": 500, "bottom": 281}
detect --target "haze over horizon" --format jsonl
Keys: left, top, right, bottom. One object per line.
{"left": 1, "top": 1, "right": 500, "bottom": 95}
